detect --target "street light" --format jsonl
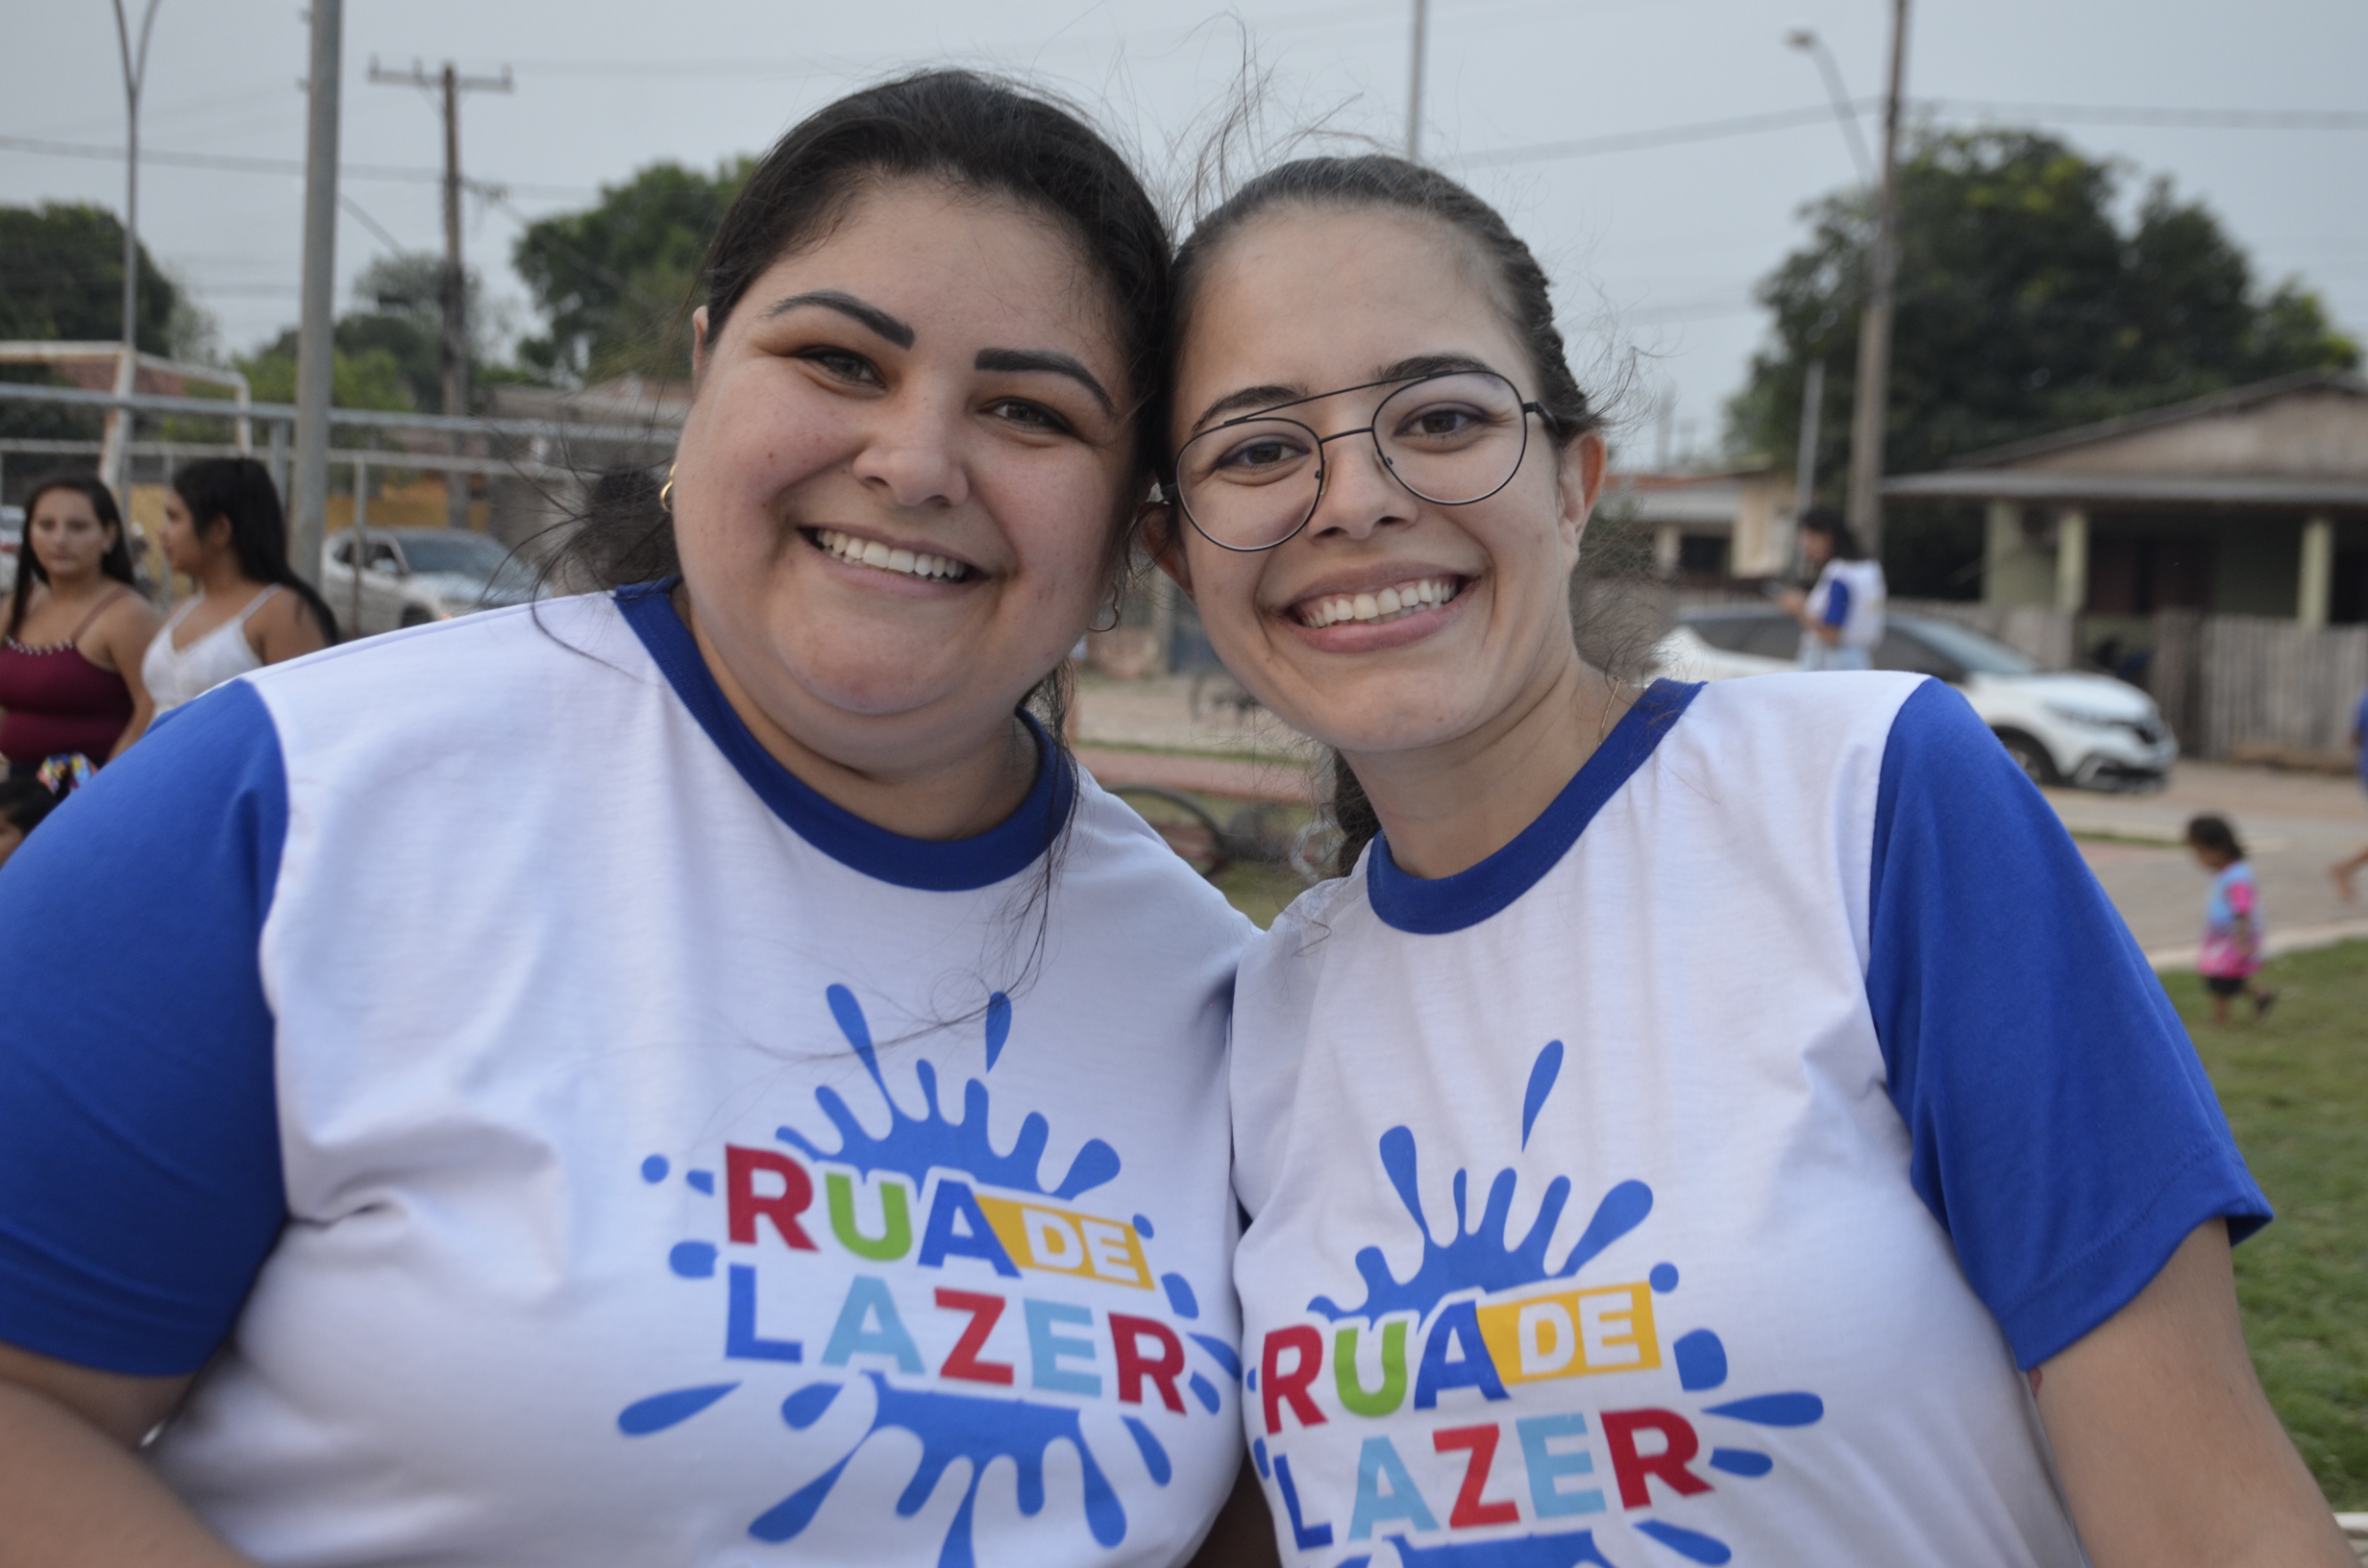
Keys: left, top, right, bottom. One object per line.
{"left": 1784, "top": 26, "right": 1874, "bottom": 184}
{"left": 103, "top": 0, "right": 164, "bottom": 497}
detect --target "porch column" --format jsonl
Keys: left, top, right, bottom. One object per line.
{"left": 2054, "top": 508, "right": 2088, "bottom": 614}
{"left": 1983, "top": 501, "right": 2019, "bottom": 605}
{"left": 2298, "top": 513, "right": 2334, "bottom": 628}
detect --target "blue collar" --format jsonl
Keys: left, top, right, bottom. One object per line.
{"left": 616, "top": 579, "right": 1074, "bottom": 893}
{"left": 1366, "top": 678, "right": 1702, "bottom": 935}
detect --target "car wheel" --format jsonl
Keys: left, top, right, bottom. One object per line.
{"left": 398, "top": 605, "right": 435, "bottom": 628}
{"left": 1993, "top": 728, "right": 2060, "bottom": 788}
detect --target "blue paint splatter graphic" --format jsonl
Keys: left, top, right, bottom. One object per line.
{"left": 984, "top": 992, "right": 1011, "bottom": 1071}
{"left": 749, "top": 1372, "right": 1126, "bottom": 1560}
{"left": 781, "top": 1383, "right": 839, "bottom": 1430}
{"left": 775, "top": 986, "right": 1120, "bottom": 1200}
{"left": 1309, "top": 1125, "right": 1652, "bottom": 1321}
{"left": 640, "top": 1154, "right": 670, "bottom": 1184}
{"left": 1122, "top": 1415, "right": 1172, "bottom": 1484}
{"left": 687, "top": 1168, "right": 715, "bottom": 1194}
{"left": 1704, "top": 1392, "right": 1824, "bottom": 1427}
{"left": 1162, "top": 1272, "right": 1200, "bottom": 1319}
{"left": 1521, "top": 1040, "right": 1564, "bottom": 1149}
{"left": 1636, "top": 1519, "right": 1733, "bottom": 1563}
{"left": 1648, "top": 1262, "right": 1679, "bottom": 1293}
{"left": 1391, "top": 1530, "right": 1619, "bottom": 1566}
{"left": 1189, "top": 1334, "right": 1242, "bottom": 1382}
{"left": 1672, "top": 1329, "right": 1726, "bottom": 1391}
{"left": 1707, "top": 1448, "right": 1772, "bottom": 1478}
{"left": 1188, "top": 1372, "right": 1221, "bottom": 1413}
{"left": 618, "top": 1383, "right": 736, "bottom": 1434}
{"left": 668, "top": 1240, "right": 717, "bottom": 1279}
{"left": 1251, "top": 1437, "right": 1270, "bottom": 1480}
{"left": 1133, "top": 1213, "right": 1155, "bottom": 1239}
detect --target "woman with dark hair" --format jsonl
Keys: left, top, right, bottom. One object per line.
{"left": 1781, "top": 504, "right": 1887, "bottom": 671}
{"left": 1151, "top": 155, "right": 2346, "bottom": 1566}
{"left": 140, "top": 458, "right": 336, "bottom": 716}
{"left": 0, "top": 72, "right": 1257, "bottom": 1567}
{"left": 0, "top": 473, "right": 160, "bottom": 771}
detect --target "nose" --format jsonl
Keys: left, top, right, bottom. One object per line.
{"left": 1305, "top": 431, "right": 1413, "bottom": 543}
{"left": 847, "top": 392, "right": 972, "bottom": 511}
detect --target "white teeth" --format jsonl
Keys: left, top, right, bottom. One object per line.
{"left": 1300, "top": 576, "right": 1460, "bottom": 628}
{"left": 814, "top": 529, "right": 967, "bottom": 581}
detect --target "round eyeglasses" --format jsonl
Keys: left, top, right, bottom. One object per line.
{"left": 1170, "top": 370, "right": 1552, "bottom": 553}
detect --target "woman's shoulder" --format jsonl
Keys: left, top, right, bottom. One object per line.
{"left": 1065, "top": 775, "right": 1260, "bottom": 949}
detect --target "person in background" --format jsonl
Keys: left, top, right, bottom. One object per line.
{"left": 0, "top": 776, "right": 62, "bottom": 873}
{"left": 2189, "top": 813, "right": 2278, "bottom": 1023}
{"left": 141, "top": 457, "right": 337, "bottom": 719}
{"left": 1781, "top": 504, "right": 1886, "bottom": 671}
{"left": 0, "top": 474, "right": 160, "bottom": 773}
{"left": 2328, "top": 688, "right": 2368, "bottom": 899}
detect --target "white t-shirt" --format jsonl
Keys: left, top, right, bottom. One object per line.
{"left": 0, "top": 584, "right": 1253, "bottom": 1567}
{"left": 1229, "top": 674, "right": 2265, "bottom": 1567}
{"left": 1801, "top": 557, "right": 1886, "bottom": 665}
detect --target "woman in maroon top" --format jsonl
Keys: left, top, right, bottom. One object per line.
{"left": 0, "top": 476, "right": 160, "bottom": 774}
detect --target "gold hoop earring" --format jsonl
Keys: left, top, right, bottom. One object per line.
{"left": 657, "top": 464, "right": 677, "bottom": 514}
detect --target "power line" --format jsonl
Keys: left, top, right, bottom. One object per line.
{"left": 0, "top": 134, "right": 591, "bottom": 198}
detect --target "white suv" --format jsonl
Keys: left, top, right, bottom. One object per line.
{"left": 321, "top": 528, "right": 539, "bottom": 639}
{"left": 1654, "top": 606, "right": 2178, "bottom": 790}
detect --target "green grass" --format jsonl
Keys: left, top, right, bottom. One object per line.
{"left": 2163, "top": 943, "right": 2368, "bottom": 1509}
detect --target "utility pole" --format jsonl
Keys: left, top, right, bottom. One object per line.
{"left": 102, "top": 0, "right": 163, "bottom": 500}
{"left": 1405, "top": 0, "right": 1430, "bottom": 160}
{"left": 1793, "top": 358, "right": 1825, "bottom": 521}
{"left": 369, "top": 58, "right": 512, "bottom": 529}
{"left": 1846, "top": 0, "right": 1911, "bottom": 557}
{"left": 291, "top": 0, "right": 342, "bottom": 592}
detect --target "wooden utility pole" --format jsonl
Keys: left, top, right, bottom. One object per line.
{"left": 1406, "top": 0, "right": 1430, "bottom": 160}
{"left": 369, "top": 58, "right": 511, "bottom": 528}
{"left": 1845, "top": 0, "right": 1911, "bottom": 556}
{"left": 291, "top": 0, "right": 342, "bottom": 589}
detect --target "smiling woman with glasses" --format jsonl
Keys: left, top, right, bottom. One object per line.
{"left": 1171, "top": 366, "right": 1555, "bottom": 552}
{"left": 1151, "top": 153, "right": 2349, "bottom": 1568}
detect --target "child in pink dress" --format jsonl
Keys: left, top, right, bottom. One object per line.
{"left": 2188, "top": 814, "right": 2278, "bottom": 1023}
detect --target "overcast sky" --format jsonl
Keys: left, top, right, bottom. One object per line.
{"left": 8, "top": 0, "right": 2364, "bottom": 461}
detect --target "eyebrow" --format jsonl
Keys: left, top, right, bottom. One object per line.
{"left": 1187, "top": 353, "right": 1506, "bottom": 434}
{"left": 761, "top": 289, "right": 914, "bottom": 348}
{"left": 974, "top": 348, "right": 1116, "bottom": 417}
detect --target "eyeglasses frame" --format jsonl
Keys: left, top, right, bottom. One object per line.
{"left": 1168, "top": 370, "right": 1555, "bottom": 554}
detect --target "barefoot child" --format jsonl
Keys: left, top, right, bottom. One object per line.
{"left": 2189, "top": 813, "right": 2277, "bottom": 1022}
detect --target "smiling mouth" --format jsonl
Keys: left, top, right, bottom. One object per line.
{"left": 1295, "top": 576, "right": 1464, "bottom": 629}
{"left": 806, "top": 527, "right": 974, "bottom": 583}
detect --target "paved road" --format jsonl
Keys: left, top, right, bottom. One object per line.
{"left": 1076, "top": 674, "right": 2368, "bottom": 966}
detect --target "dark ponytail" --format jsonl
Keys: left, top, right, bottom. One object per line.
{"left": 170, "top": 457, "right": 341, "bottom": 644}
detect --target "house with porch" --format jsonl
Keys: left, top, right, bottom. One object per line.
{"left": 1882, "top": 373, "right": 2368, "bottom": 649}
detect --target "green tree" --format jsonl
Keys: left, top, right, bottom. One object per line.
{"left": 511, "top": 159, "right": 750, "bottom": 384}
{"left": 1728, "top": 130, "right": 2360, "bottom": 490}
{"left": 0, "top": 202, "right": 185, "bottom": 444}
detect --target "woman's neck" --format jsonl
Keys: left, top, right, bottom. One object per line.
{"left": 1344, "top": 649, "right": 1628, "bottom": 881}
{"left": 38, "top": 566, "right": 110, "bottom": 604}
{"left": 192, "top": 551, "right": 256, "bottom": 600}
{"left": 678, "top": 587, "right": 1040, "bottom": 843}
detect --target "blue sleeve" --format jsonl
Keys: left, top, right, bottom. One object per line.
{"left": 1865, "top": 679, "right": 2269, "bottom": 1369}
{"left": 1820, "top": 577, "right": 1851, "bottom": 627}
{"left": 0, "top": 680, "right": 289, "bottom": 1375}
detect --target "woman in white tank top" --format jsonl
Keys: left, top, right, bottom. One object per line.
{"left": 139, "top": 458, "right": 338, "bottom": 718}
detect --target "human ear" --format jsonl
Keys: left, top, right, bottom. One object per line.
{"left": 1141, "top": 499, "right": 1196, "bottom": 601}
{"left": 690, "top": 306, "right": 712, "bottom": 380}
{"left": 1555, "top": 429, "right": 1608, "bottom": 559}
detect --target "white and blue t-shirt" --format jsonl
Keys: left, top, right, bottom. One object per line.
{"left": 1229, "top": 674, "right": 2266, "bottom": 1567}
{"left": 0, "top": 584, "right": 1253, "bottom": 1567}
{"left": 1801, "top": 558, "right": 1886, "bottom": 669}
